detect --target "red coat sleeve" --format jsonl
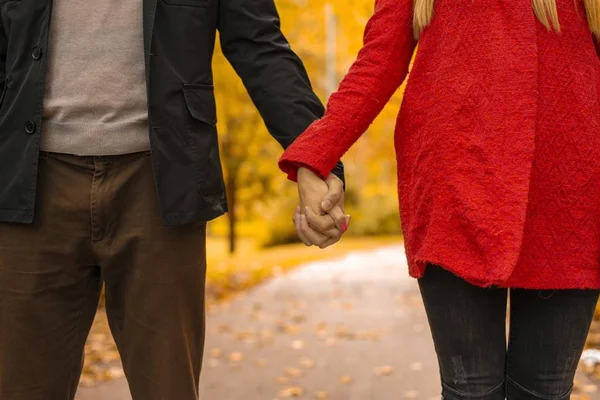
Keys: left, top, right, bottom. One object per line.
{"left": 279, "top": 0, "right": 417, "bottom": 181}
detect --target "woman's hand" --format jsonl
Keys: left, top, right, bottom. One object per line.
{"left": 293, "top": 167, "right": 351, "bottom": 248}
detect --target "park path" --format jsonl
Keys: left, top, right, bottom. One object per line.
{"left": 75, "top": 245, "right": 599, "bottom": 400}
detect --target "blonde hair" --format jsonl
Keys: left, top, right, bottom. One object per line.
{"left": 413, "top": 0, "right": 600, "bottom": 39}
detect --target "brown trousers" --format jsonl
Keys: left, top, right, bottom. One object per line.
{"left": 0, "top": 152, "right": 207, "bottom": 400}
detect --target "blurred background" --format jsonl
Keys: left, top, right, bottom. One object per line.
{"left": 75, "top": 1, "right": 600, "bottom": 398}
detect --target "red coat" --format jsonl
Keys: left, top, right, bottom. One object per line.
{"left": 279, "top": 0, "right": 600, "bottom": 289}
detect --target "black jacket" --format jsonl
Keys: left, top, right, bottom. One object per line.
{"left": 0, "top": 0, "right": 343, "bottom": 225}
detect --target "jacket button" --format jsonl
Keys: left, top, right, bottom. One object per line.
{"left": 24, "top": 120, "right": 36, "bottom": 134}
{"left": 31, "top": 46, "right": 42, "bottom": 60}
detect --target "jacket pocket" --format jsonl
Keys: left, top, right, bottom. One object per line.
{"left": 183, "top": 83, "right": 217, "bottom": 126}
{"left": 161, "top": 0, "right": 210, "bottom": 7}
{"left": 182, "top": 83, "right": 224, "bottom": 200}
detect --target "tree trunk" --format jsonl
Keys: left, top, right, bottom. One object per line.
{"left": 226, "top": 172, "right": 237, "bottom": 254}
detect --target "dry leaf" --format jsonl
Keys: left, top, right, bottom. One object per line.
{"left": 210, "top": 349, "right": 222, "bottom": 359}
{"left": 285, "top": 367, "right": 304, "bottom": 378}
{"left": 235, "top": 329, "right": 257, "bottom": 344}
{"left": 229, "top": 352, "right": 244, "bottom": 362}
{"left": 410, "top": 362, "right": 423, "bottom": 371}
{"left": 299, "top": 357, "right": 315, "bottom": 369}
{"left": 285, "top": 325, "right": 302, "bottom": 335}
{"left": 314, "top": 322, "right": 328, "bottom": 332}
{"left": 339, "top": 375, "right": 353, "bottom": 384}
{"left": 255, "top": 358, "right": 268, "bottom": 367}
{"left": 292, "top": 314, "right": 307, "bottom": 324}
{"left": 79, "top": 375, "right": 95, "bottom": 387}
{"left": 291, "top": 340, "right": 305, "bottom": 350}
{"left": 315, "top": 391, "right": 329, "bottom": 399}
{"left": 98, "top": 350, "right": 120, "bottom": 363}
{"left": 291, "top": 300, "right": 307, "bottom": 309}
{"left": 376, "top": 366, "right": 394, "bottom": 376}
{"left": 208, "top": 359, "right": 219, "bottom": 368}
{"left": 582, "top": 384, "right": 598, "bottom": 393}
{"left": 276, "top": 376, "right": 290, "bottom": 384}
{"left": 279, "top": 386, "right": 304, "bottom": 397}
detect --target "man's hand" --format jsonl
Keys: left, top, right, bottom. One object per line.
{"left": 293, "top": 168, "right": 350, "bottom": 249}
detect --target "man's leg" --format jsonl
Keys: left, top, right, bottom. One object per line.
{"left": 0, "top": 153, "right": 102, "bottom": 400}
{"left": 92, "top": 153, "right": 206, "bottom": 400}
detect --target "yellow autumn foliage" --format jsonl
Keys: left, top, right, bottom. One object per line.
{"left": 211, "top": 0, "right": 409, "bottom": 248}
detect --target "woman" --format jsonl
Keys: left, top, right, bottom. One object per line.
{"left": 279, "top": 0, "right": 600, "bottom": 398}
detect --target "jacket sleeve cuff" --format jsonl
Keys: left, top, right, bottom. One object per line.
{"left": 279, "top": 148, "right": 345, "bottom": 187}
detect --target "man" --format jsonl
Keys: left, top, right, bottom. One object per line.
{"left": 0, "top": 0, "right": 346, "bottom": 398}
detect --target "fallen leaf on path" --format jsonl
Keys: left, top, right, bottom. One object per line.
{"left": 315, "top": 391, "right": 329, "bottom": 399}
{"left": 285, "top": 367, "right": 304, "bottom": 378}
{"left": 279, "top": 386, "right": 304, "bottom": 397}
{"left": 229, "top": 352, "right": 244, "bottom": 362}
{"left": 582, "top": 384, "right": 598, "bottom": 393}
{"left": 79, "top": 375, "right": 95, "bottom": 387}
{"left": 410, "top": 362, "right": 423, "bottom": 371}
{"left": 404, "top": 390, "right": 419, "bottom": 398}
{"left": 291, "top": 300, "right": 307, "bottom": 309}
{"left": 285, "top": 325, "right": 302, "bottom": 335}
{"left": 208, "top": 359, "right": 219, "bottom": 368}
{"left": 339, "top": 375, "right": 353, "bottom": 384}
{"left": 235, "top": 329, "right": 257, "bottom": 344}
{"left": 255, "top": 358, "right": 268, "bottom": 367}
{"left": 571, "top": 395, "right": 591, "bottom": 400}
{"left": 314, "top": 322, "right": 328, "bottom": 333}
{"left": 98, "top": 350, "right": 120, "bottom": 363}
{"left": 292, "top": 314, "right": 307, "bottom": 324}
{"left": 291, "top": 340, "right": 305, "bottom": 350}
{"left": 259, "top": 329, "right": 275, "bottom": 345}
{"left": 299, "top": 357, "right": 315, "bottom": 369}
{"left": 375, "top": 366, "right": 394, "bottom": 376}
{"left": 210, "top": 349, "right": 222, "bottom": 359}
{"left": 105, "top": 366, "right": 124, "bottom": 380}
{"left": 276, "top": 376, "right": 289, "bottom": 384}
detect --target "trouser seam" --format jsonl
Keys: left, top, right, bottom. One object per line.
{"left": 90, "top": 164, "right": 104, "bottom": 243}
{"left": 64, "top": 269, "right": 96, "bottom": 400}
{"left": 442, "top": 378, "right": 505, "bottom": 397}
{"left": 506, "top": 375, "right": 572, "bottom": 399}
{"left": 507, "top": 289, "right": 515, "bottom": 375}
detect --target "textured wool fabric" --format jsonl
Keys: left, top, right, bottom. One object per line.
{"left": 280, "top": 0, "right": 600, "bottom": 289}
{"left": 41, "top": 0, "right": 150, "bottom": 155}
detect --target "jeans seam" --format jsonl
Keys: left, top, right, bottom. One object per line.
{"left": 64, "top": 270, "right": 95, "bottom": 400}
{"left": 506, "top": 375, "right": 573, "bottom": 400}
{"left": 506, "top": 290, "right": 515, "bottom": 375}
{"left": 442, "top": 378, "right": 505, "bottom": 398}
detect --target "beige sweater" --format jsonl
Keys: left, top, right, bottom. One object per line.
{"left": 41, "top": 0, "right": 150, "bottom": 155}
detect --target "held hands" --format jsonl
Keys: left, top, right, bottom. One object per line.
{"left": 293, "top": 167, "right": 351, "bottom": 249}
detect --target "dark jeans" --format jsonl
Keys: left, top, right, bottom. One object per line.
{"left": 0, "top": 152, "right": 207, "bottom": 400}
{"left": 418, "top": 265, "right": 599, "bottom": 399}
